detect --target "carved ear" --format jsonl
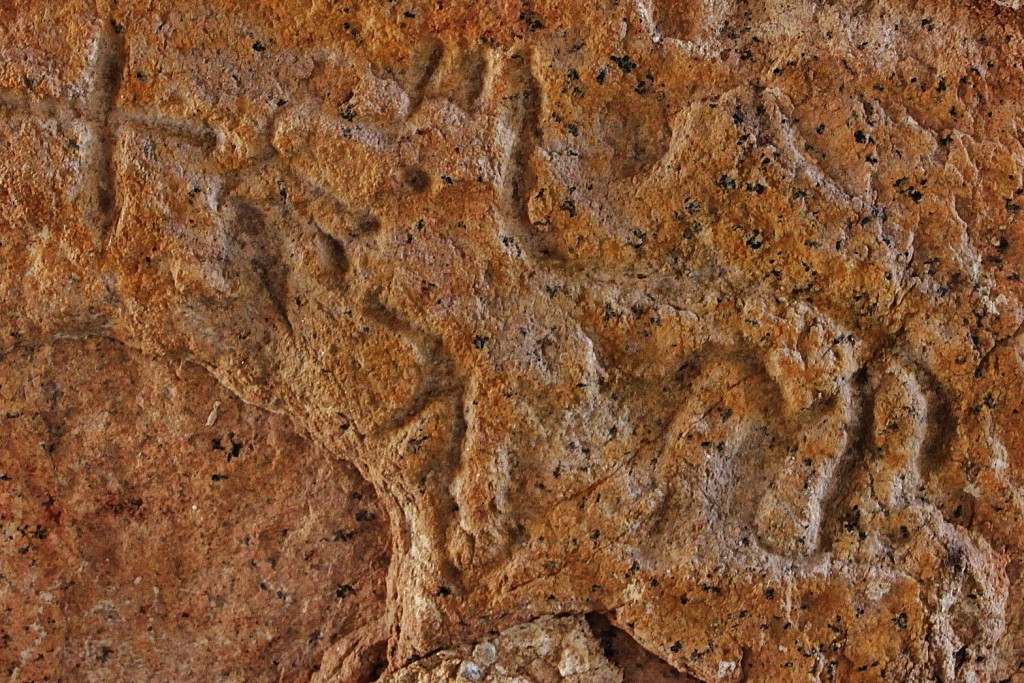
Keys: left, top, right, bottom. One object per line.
{"left": 483, "top": 50, "right": 570, "bottom": 263}
{"left": 491, "top": 51, "right": 542, "bottom": 208}
{"left": 423, "top": 42, "right": 489, "bottom": 113}
{"left": 399, "top": 37, "right": 444, "bottom": 119}
{"left": 373, "top": 38, "right": 492, "bottom": 120}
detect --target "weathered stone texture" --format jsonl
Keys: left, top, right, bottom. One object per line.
{"left": 2, "top": 1, "right": 1024, "bottom": 681}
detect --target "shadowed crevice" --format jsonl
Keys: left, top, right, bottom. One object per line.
{"left": 586, "top": 612, "right": 695, "bottom": 682}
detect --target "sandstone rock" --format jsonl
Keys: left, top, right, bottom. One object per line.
{"left": 0, "top": 338, "right": 391, "bottom": 681}
{"left": 2, "top": 0, "right": 1024, "bottom": 681}
{"left": 378, "top": 615, "right": 623, "bottom": 683}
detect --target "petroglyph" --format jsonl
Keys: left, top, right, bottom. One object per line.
{"left": 4, "top": 3, "right": 1022, "bottom": 681}
{"left": 1, "top": 22, "right": 218, "bottom": 249}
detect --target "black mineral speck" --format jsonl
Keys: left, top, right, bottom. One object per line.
{"left": 610, "top": 54, "right": 637, "bottom": 74}
{"left": 520, "top": 11, "right": 544, "bottom": 31}
{"left": 746, "top": 229, "right": 764, "bottom": 249}
{"left": 403, "top": 167, "right": 430, "bottom": 193}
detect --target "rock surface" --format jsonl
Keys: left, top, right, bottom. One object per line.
{"left": 2, "top": 0, "right": 1024, "bottom": 681}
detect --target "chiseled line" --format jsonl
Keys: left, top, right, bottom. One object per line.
{"left": 0, "top": 91, "right": 77, "bottom": 119}
{"left": 1, "top": 22, "right": 220, "bottom": 252}
{"left": 83, "top": 22, "right": 126, "bottom": 249}
{"left": 114, "top": 109, "right": 220, "bottom": 149}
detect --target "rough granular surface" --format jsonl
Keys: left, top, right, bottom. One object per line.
{"left": 2, "top": 1, "right": 1024, "bottom": 681}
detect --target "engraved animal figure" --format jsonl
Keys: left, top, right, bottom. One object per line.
{"left": 259, "top": 32, "right": 989, "bottom": 578}
{"left": 93, "top": 28, "right": 1008, "bottom": 675}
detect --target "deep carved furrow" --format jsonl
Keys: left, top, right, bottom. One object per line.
{"left": 84, "top": 22, "right": 126, "bottom": 248}
{"left": 2, "top": 4, "right": 1021, "bottom": 682}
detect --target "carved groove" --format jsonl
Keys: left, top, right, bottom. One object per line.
{"left": 84, "top": 22, "right": 127, "bottom": 248}
{"left": 496, "top": 51, "right": 563, "bottom": 264}
{"left": 361, "top": 292, "right": 462, "bottom": 434}
{"left": 0, "top": 21, "right": 220, "bottom": 251}
{"left": 229, "top": 199, "right": 293, "bottom": 335}
{"left": 405, "top": 38, "right": 444, "bottom": 118}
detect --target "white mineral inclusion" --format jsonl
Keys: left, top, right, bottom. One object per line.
{"left": 472, "top": 641, "right": 497, "bottom": 666}
{"left": 458, "top": 661, "right": 483, "bottom": 681}
{"left": 558, "top": 644, "right": 587, "bottom": 676}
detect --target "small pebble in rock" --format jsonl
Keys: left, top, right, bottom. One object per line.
{"left": 459, "top": 661, "right": 484, "bottom": 681}
{"left": 473, "top": 641, "right": 497, "bottom": 666}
